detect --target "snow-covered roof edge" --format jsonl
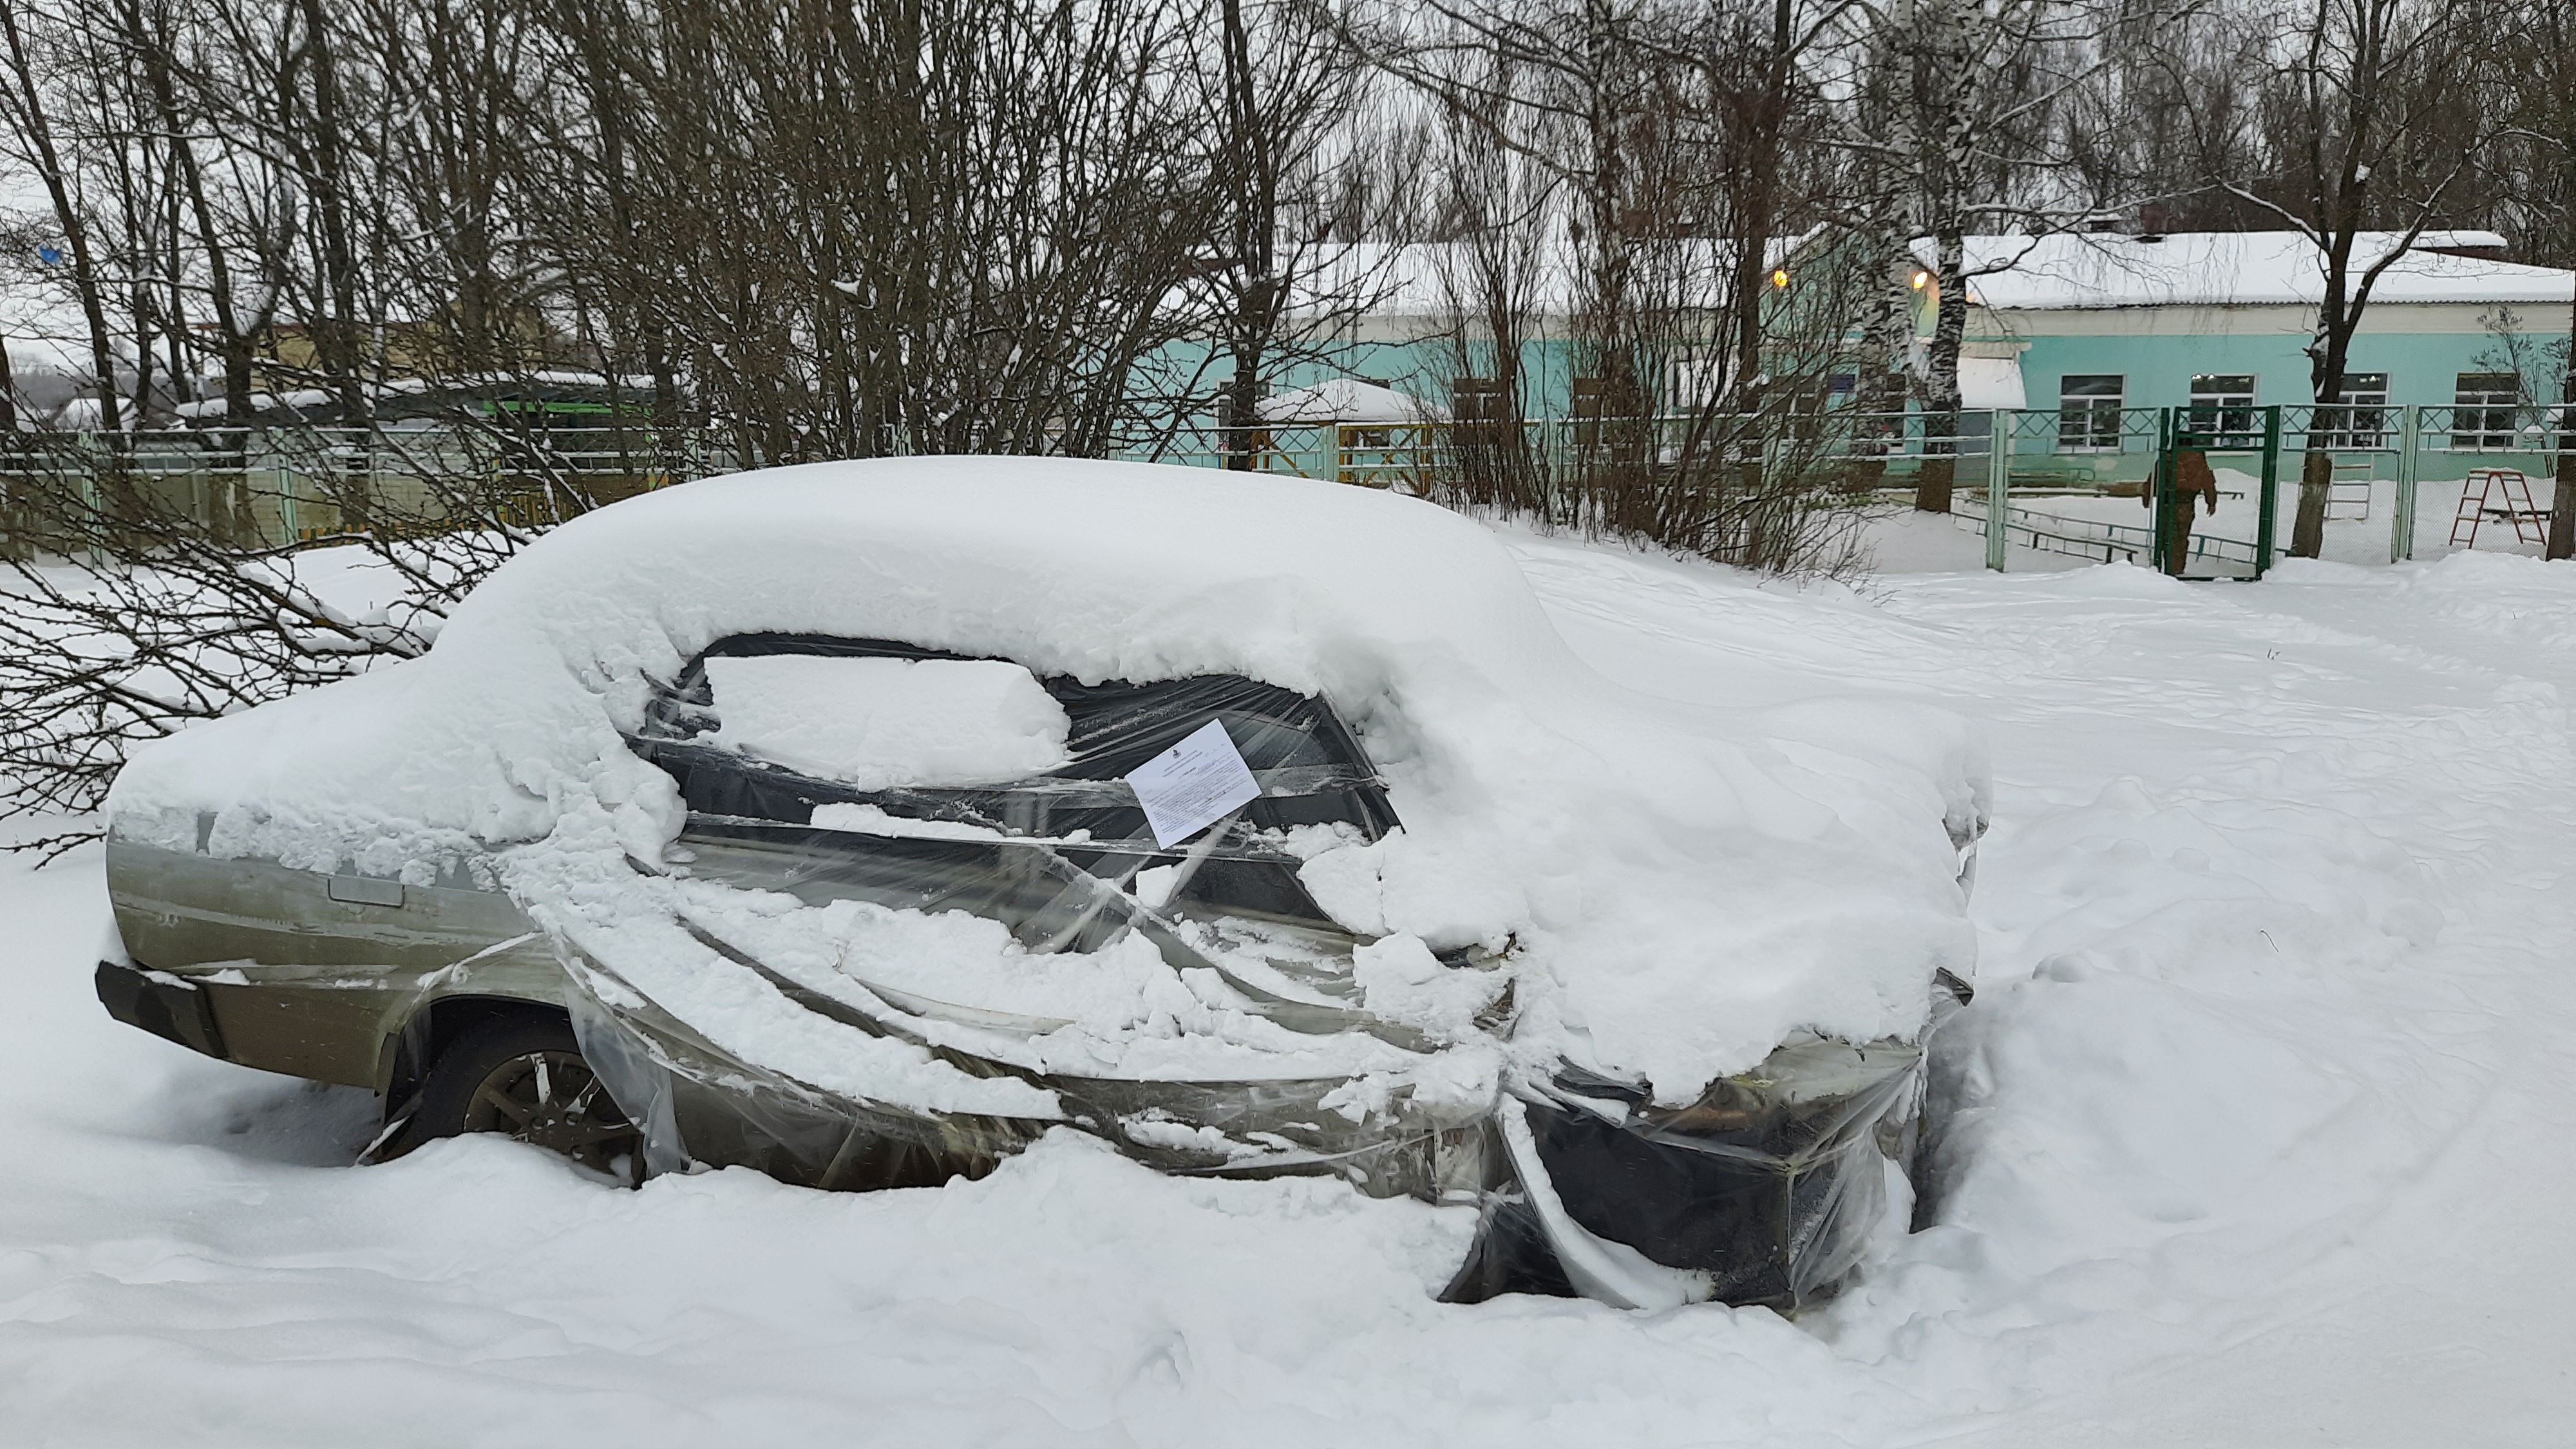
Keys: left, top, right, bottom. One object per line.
{"left": 1916, "top": 231, "right": 2575, "bottom": 312}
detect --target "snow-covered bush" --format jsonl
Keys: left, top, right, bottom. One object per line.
{"left": 0, "top": 426, "right": 598, "bottom": 853}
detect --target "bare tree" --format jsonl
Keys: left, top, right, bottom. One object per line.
{"left": 0, "top": 0, "right": 126, "bottom": 430}
{"left": 2192, "top": 0, "right": 2488, "bottom": 557}
{"left": 2061, "top": 0, "right": 2273, "bottom": 229}
{"left": 1197, "top": 0, "right": 1398, "bottom": 464}
{"left": 0, "top": 422, "right": 622, "bottom": 855}
{"left": 524, "top": 0, "right": 1233, "bottom": 462}
{"left": 1364, "top": 0, "right": 1880, "bottom": 570}
{"left": 1836, "top": 0, "right": 2132, "bottom": 513}
{"left": 2490, "top": 0, "right": 2576, "bottom": 558}
{"left": 1421, "top": 45, "right": 1553, "bottom": 516}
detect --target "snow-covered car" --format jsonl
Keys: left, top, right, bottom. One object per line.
{"left": 96, "top": 459, "right": 1985, "bottom": 1309}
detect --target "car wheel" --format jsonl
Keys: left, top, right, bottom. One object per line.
{"left": 406, "top": 1016, "right": 643, "bottom": 1183}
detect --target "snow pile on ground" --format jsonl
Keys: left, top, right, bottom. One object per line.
{"left": 13, "top": 538, "right": 2576, "bottom": 1443}
{"left": 104, "top": 459, "right": 1982, "bottom": 1097}
{"left": 1868, "top": 466, "right": 2546, "bottom": 580}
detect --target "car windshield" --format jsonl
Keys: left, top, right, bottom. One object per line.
{"left": 625, "top": 634, "right": 1397, "bottom": 951}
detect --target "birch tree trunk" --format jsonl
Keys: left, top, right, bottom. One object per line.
{"left": 1917, "top": 225, "right": 1968, "bottom": 513}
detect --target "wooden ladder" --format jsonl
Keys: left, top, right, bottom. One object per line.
{"left": 2452, "top": 468, "right": 2549, "bottom": 548}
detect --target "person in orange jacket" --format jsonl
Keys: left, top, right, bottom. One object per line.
{"left": 2144, "top": 448, "right": 2221, "bottom": 574}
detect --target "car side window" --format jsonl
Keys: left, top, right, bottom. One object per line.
{"left": 626, "top": 634, "right": 1396, "bottom": 947}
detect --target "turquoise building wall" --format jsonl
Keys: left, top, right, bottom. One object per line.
{"left": 1142, "top": 292, "right": 2571, "bottom": 487}
{"left": 2011, "top": 327, "right": 2551, "bottom": 413}
{"left": 1134, "top": 334, "right": 1578, "bottom": 439}
{"left": 2000, "top": 314, "right": 2567, "bottom": 482}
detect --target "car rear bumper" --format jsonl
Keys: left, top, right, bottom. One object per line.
{"left": 95, "top": 959, "right": 229, "bottom": 1061}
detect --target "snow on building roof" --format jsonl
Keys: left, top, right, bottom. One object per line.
{"left": 1300, "top": 235, "right": 1809, "bottom": 323}
{"left": 1257, "top": 377, "right": 1446, "bottom": 424}
{"left": 1923, "top": 231, "right": 2574, "bottom": 311}
{"left": 171, "top": 371, "right": 654, "bottom": 421}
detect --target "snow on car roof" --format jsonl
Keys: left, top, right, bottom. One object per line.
{"left": 108, "top": 457, "right": 1982, "bottom": 1101}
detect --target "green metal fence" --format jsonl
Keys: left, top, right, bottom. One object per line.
{"left": 7, "top": 402, "right": 2564, "bottom": 574}
{"left": 0, "top": 424, "right": 728, "bottom": 557}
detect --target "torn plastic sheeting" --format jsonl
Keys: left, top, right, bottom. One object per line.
{"left": 1514, "top": 1046, "right": 1921, "bottom": 1305}
{"left": 562, "top": 922, "right": 1928, "bottom": 1309}
{"left": 553, "top": 634, "right": 1941, "bottom": 1308}
{"left": 567, "top": 971, "right": 1052, "bottom": 1189}
{"left": 632, "top": 650, "right": 1423, "bottom": 1050}
{"left": 574, "top": 874, "right": 1447, "bottom": 1160}
{"left": 633, "top": 636, "right": 1401, "bottom": 855}
{"left": 658, "top": 824, "right": 1424, "bottom": 1050}
{"left": 1606, "top": 1037, "right": 1929, "bottom": 1168}
{"left": 1499, "top": 1098, "right": 1714, "bottom": 1309}
{"left": 629, "top": 640, "right": 1424, "bottom": 1058}
{"left": 563, "top": 948, "right": 1476, "bottom": 1200}
{"left": 676, "top": 764, "right": 1381, "bottom": 842}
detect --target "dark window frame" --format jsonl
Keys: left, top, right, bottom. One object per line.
{"left": 2056, "top": 374, "right": 2124, "bottom": 453}
{"left": 2452, "top": 372, "right": 2523, "bottom": 451}
{"left": 2186, "top": 373, "right": 2259, "bottom": 449}
{"left": 2319, "top": 371, "right": 2391, "bottom": 451}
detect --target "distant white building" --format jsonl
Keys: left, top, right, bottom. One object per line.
{"left": 1913, "top": 230, "right": 2575, "bottom": 468}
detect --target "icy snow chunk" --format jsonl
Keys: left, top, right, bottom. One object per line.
{"left": 706, "top": 655, "right": 1069, "bottom": 788}
{"left": 1119, "top": 1112, "right": 1267, "bottom": 1159}
{"left": 1352, "top": 934, "right": 1502, "bottom": 1041}
{"left": 1298, "top": 839, "right": 1389, "bottom": 937}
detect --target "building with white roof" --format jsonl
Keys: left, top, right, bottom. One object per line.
{"left": 1917, "top": 230, "right": 2575, "bottom": 466}
{"left": 1195, "top": 230, "right": 2576, "bottom": 469}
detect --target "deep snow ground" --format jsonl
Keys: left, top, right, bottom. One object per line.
{"left": 6, "top": 534, "right": 2576, "bottom": 1445}
{"left": 1866, "top": 468, "right": 2545, "bottom": 575}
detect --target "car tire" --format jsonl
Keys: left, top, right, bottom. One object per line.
{"left": 397, "top": 1016, "right": 643, "bottom": 1184}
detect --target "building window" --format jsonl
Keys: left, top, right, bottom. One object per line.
{"left": 2187, "top": 374, "right": 2258, "bottom": 448}
{"left": 1450, "top": 376, "right": 1510, "bottom": 422}
{"left": 2057, "top": 374, "right": 2123, "bottom": 451}
{"left": 2452, "top": 372, "right": 2523, "bottom": 450}
{"left": 1570, "top": 376, "right": 1609, "bottom": 447}
{"left": 1666, "top": 352, "right": 1723, "bottom": 415}
{"left": 2319, "top": 372, "right": 2389, "bottom": 450}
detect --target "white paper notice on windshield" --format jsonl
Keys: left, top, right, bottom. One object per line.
{"left": 1125, "top": 719, "right": 1261, "bottom": 848}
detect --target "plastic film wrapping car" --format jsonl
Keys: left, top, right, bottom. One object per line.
{"left": 547, "top": 632, "right": 1962, "bottom": 1310}
{"left": 96, "top": 462, "right": 1987, "bottom": 1312}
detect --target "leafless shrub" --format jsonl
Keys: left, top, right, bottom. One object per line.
{"left": 0, "top": 417, "right": 641, "bottom": 854}
{"left": 1365, "top": 0, "right": 1886, "bottom": 574}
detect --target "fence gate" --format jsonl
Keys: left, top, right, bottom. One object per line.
{"left": 2150, "top": 404, "right": 2283, "bottom": 580}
